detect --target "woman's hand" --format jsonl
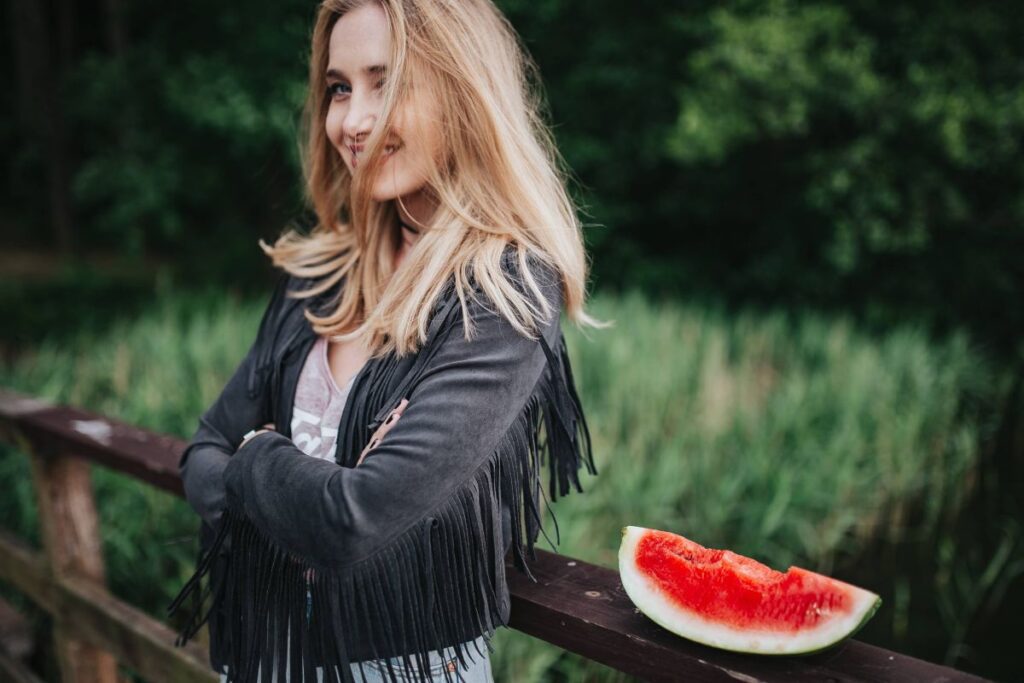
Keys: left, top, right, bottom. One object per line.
{"left": 238, "top": 423, "right": 276, "bottom": 452}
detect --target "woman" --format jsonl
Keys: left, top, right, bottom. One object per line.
{"left": 170, "top": 0, "right": 602, "bottom": 681}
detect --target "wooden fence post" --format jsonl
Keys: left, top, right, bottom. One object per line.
{"left": 28, "top": 445, "right": 119, "bottom": 683}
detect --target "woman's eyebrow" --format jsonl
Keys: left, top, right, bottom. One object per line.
{"left": 326, "top": 65, "right": 387, "bottom": 80}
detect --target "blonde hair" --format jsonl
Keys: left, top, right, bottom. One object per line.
{"left": 261, "top": 0, "right": 605, "bottom": 357}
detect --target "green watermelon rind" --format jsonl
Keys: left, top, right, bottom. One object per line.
{"left": 618, "top": 526, "right": 883, "bottom": 657}
{"left": 782, "top": 596, "right": 881, "bottom": 656}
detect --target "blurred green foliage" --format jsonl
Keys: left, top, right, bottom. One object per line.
{"left": 3, "top": 0, "right": 1022, "bottom": 354}
{"left": 483, "top": 0, "right": 1024, "bottom": 354}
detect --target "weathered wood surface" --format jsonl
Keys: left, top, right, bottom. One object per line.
{"left": 0, "top": 596, "right": 34, "bottom": 663}
{"left": 26, "top": 430, "right": 118, "bottom": 683}
{"left": 0, "top": 388, "right": 186, "bottom": 496}
{"left": 0, "top": 529, "right": 55, "bottom": 613}
{"left": 0, "top": 647, "right": 45, "bottom": 683}
{"left": 0, "top": 531, "right": 216, "bottom": 683}
{"left": 0, "top": 387, "right": 994, "bottom": 683}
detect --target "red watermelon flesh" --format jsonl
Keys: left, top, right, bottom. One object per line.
{"left": 618, "top": 526, "right": 881, "bottom": 655}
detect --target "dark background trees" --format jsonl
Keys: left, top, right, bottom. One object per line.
{"left": 3, "top": 3, "right": 1023, "bottom": 680}
{"left": 5, "top": 0, "right": 1022, "bottom": 356}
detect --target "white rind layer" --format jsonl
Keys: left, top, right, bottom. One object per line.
{"left": 618, "top": 526, "right": 881, "bottom": 655}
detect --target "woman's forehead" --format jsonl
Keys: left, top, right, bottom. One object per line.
{"left": 327, "top": 4, "right": 391, "bottom": 76}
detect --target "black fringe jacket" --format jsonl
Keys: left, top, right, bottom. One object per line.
{"left": 169, "top": 247, "right": 596, "bottom": 682}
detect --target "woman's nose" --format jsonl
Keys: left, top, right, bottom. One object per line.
{"left": 342, "top": 91, "right": 378, "bottom": 141}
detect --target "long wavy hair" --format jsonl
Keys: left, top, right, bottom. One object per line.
{"left": 260, "top": 0, "right": 605, "bottom": 357}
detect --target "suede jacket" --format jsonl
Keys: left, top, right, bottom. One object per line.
{"left": 168, "top": 246, "right": 596, "bottom": 682}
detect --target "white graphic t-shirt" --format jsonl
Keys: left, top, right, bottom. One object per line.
{"left": 290, "top": 336, "right": 364, "bottom": 463}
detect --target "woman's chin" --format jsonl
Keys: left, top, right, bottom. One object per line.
{"left": 370, "top": 185, "right": 398, "bottom": 202}
{"left": 370, "top": 180, "right": 416, "bottom": 203}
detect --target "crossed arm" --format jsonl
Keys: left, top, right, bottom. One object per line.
{"left": 178, "top": 340, "right": 269, "bottom": 528}
{"left": 179, "top": 267, "right": 563, "bottom": 569}
{"left": 222, "top": 287, "right": 560, "bottom": 569}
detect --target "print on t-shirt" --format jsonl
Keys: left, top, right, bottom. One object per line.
{"left": 290, "top": 336, "right": 360, "bottom": 463}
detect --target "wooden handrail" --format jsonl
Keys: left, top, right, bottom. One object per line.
{"left": 0, "top": 388, "right": 991, "bottom": 682}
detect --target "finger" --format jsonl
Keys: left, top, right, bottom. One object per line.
{"left": 356, "top": 399, "right": 410, "bottom": 467}
{"left": 381, "top": 398, "right": 410, "bottom": 429}
{"left": 377, "top": 414, "right": 401, "bottom": 439}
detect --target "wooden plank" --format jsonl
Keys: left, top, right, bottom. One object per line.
{"left": 27, "top": 442, "right": 118, "bottom": 683}
{"left": 0, "top": 529, "right": 215, "bottom": 683}
{"left": 0, "top": 388, "right": 186, "bottom": 497}
{"left": 0, "top": 530, "right": 55, "bottom": 613}
{"left": 29, "top": 453, "right": 107, "bottom": 579}
{"left": 0, "top": 595, "right": 34, "bottom": 660}
{"left": 59, "top": 576, "right": 217, "bottom": 683}
{"left": 506, "top": 548, "right": 991, "bottom": 683}
{"left": 0, "top": 647, "right": 45, "bottom": 683}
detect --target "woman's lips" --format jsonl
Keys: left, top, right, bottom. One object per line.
{"left": 349, "top": 144, "right": 401, "bottom": 170}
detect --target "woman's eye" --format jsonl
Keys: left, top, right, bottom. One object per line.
{"left": 326, "top": 81, "right": 383, "bottom": 99}
{"left": 327, "top": 82, "right": 350, "bottom": 98}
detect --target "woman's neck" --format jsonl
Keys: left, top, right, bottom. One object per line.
{"left": 394, "top": 189, "right": 436, "bottom": 240}
{"left": 393, "top": 208, "right": 425, "bottom": 270}
{"left": 399, "top": 221, "right": 420, "bottom": 249}
{"left": 392, "top": 191, "right": 434, "bottom": 269}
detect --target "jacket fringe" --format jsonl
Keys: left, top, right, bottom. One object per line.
{"left": 169, "top": 332, "right": 595, "bottom": 682}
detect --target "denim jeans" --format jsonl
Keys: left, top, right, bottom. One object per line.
{"left": 217, "top": 633, "right": 494, "bottom": 683}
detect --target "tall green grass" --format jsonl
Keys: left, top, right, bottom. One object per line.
{"left": 0, "top": 287, "right": 1003, "bottom": 682}
{"left": 560, "top": 292, "right": 992, "bottom": 569}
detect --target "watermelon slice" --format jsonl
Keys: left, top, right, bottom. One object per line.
{"left": 618, "top": 526, "right": 881, "bottom": 655}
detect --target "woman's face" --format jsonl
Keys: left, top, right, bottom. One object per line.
{"left": 324, "top": 3, "right": 442, "bottom": 205}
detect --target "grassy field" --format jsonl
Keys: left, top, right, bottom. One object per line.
{"left": 0, "top": 286, "right": 1010, "bottom": 681}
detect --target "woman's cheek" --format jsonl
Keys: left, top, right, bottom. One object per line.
{"left": 324, "top": 108, "right": 346, "bottom": 159}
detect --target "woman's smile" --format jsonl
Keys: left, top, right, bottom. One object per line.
{"left": 348, "top": 143, "right": 403, "bottom": 169}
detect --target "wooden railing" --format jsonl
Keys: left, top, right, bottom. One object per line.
{"left": 0, "top": 387, "right": 991, "bottom": 683}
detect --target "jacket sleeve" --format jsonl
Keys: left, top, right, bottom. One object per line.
{"left": 221, "top": 267, "right": 563, "bottom": 569}
{"left": 178, "top": 274, "right": 288, "bottom": 528}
